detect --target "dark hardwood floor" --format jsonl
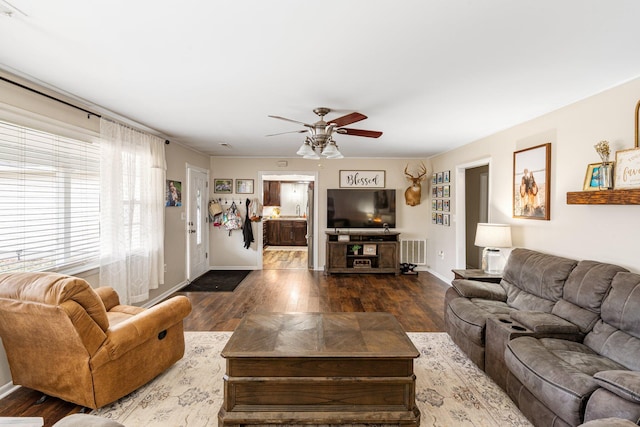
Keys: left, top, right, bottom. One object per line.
{"left": 0, "top": 268, "right": 450, "bottom": 426}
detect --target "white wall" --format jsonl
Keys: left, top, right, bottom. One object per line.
{"left": 427, "top": 76, "right": 640, "bottom": 280}
{"left": 209, "top": 157, "right": 431, "bottom": 270}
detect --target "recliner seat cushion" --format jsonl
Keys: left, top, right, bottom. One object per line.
{"left": 505, "top": 336, "right": 626, "bottom": 426}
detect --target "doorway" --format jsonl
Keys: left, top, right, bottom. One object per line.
{"left": 186, "top": 165, "right": 210, "bottom": 281}
{"left": 454, "top": 158, "right": 491, "bottom": 269}
{"left": 259, "top": 172, "right": 317, "bottom": 270}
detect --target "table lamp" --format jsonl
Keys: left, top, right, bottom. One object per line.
{"left": 474, "top": 223, "right": 512, "bottom": 274}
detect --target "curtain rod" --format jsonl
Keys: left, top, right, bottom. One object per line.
{"left": 0, "top": 76, "right": 101, "bottom": 119}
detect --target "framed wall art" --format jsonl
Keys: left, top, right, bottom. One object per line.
{"left": 214, "top": 178, "right": 233, "bottom": 194}
{"left": 339, "top": 170, "right": 385, "bottom": 188}
{"left": 513, "top": 142, "right": 551, "bottom": 220}
{"left": 614, "top": 148, "right": 640, "bottom": 189}
{"left": 165, "top": 180, "right": 182, "bottom": 207}
{"left": 236, "top": 179, "right": 254, "bottom": 194}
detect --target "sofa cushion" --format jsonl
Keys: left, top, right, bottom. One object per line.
{"left": 584, "top": 272, "right": 640, "bottom": 371}
{"left": 594, "top": 370, "right": 640, "bottom": 403}
{"left": 447, "top": 297, "right": 515, "bottom": 345}
{"left": 551, "top": 261, "right": 628, "bottom": 333}
{"left": 505, "top": 336, "right": 626, "bottom": 426}
{"left": 501, "top": 249, "right": 577, "bottom": 312}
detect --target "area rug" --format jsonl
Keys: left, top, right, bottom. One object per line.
{"left": 93, "top": 332, "right": 532, "bottom": 427}
{"left": 179, "top": 270, "right": 251, "bottom": 292}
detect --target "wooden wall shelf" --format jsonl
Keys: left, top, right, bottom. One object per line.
{"left": 566, "top": 189, "right": 640, "bottom": 205}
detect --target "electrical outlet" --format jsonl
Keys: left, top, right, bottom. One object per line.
{"left": 438, "top": 251, "right": 445, "bottom": 259}
{"left": 164, "top": 264, "right": 167, "bottom": 273}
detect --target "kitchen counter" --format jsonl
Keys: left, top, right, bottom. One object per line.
{"left": 264, "top": 217, "right": 307, "bottom": 221}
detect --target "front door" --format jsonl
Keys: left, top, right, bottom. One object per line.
{"left": 187, "top": 166, "right": 209, "bottom": 281}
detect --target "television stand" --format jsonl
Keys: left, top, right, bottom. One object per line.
{"left": 325, "top": 231, "right": 400, "bottom": 275}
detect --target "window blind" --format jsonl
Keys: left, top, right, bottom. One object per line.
{"left": 0, "top": 119, "right": 100, "bottom": 273}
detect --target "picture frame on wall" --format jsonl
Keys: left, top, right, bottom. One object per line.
{"left": 443, "top": 185, "right": 450, "bottom": 197}
{"left": 513, "top": 142, "right": 551, "bottom": 220}
{"left": 436, "top": 199, "right": 443, "bottom": 211}
{"left": 443, "top": 200, "right": 450, "bottom": 212}
{"left": 214, "top": 178, "right": 233, "bottom": 194}
{"left": 443, "top": 214, "right": 450, "bottom": 226}
{"left": 436, "top": 172, "right": 443, "bottom": 184}
{"left": 236, "top": 179, "right": 254, "bottom": 194}
{"left": 432, "top": 212, "right": 437, "bottom": 223}
{"left": 443, "top": 170, "right": 450, "bottom": 183}
{"left": 432, "top": 173, "right": 437, "bottom": 185}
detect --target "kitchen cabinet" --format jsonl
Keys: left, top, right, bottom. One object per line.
{"left": 263, "top": 181, "right": 281, "bottom": 206}
{"left": 264, "top": 220, "right": 307, "bottom": 246}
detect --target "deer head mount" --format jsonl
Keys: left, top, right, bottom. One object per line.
{"left": 404, "top": 162, "right": 427, "bottom": 206}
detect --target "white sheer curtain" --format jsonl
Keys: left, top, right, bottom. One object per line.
{"left": 99, "top": 118, "right": 166, "bottom": 304}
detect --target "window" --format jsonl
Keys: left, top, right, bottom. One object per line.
{"left": 0, "top": 120, "right": 100, "bottom": 273}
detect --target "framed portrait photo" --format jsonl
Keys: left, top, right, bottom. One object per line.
{"left": 513, "top": 143, "right": 551, "bottom": 220}
{"left": 236, "top": 179, "right": 254, "bottom": 194}
{"left": 214, "top": 178, "right": 233, "bottom": 194}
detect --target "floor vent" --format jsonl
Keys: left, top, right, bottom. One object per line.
{"left": 400, "top": 239, "right": 427, "bottom": 265}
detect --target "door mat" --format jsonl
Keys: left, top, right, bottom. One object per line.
{"left": 180, "top": 270, "right": 251, "bottom": 292}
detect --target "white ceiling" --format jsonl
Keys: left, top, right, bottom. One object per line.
{"left": 1, "top": 1, "right": 640, "bottom": 158}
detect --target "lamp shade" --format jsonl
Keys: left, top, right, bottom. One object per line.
{"left": 474, "top": 223, "right": 512, "bottom": 248}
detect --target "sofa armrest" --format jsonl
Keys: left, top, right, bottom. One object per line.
{"left": 509, "top": 311, "right": 580, "bottom": 334}
{"left": 103, "top": 296, "right": 192, "bottom": 359}
{"left": 94, "top": 287, "right": 120, "bottom": 311}
{"left": 594, "top": 370, "right": 640, "bottom": 403}
{"left": 451, "top": 279, "right": 507, "bottom": 301}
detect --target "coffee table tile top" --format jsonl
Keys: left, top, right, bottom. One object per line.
{"left": 222, "top": 312, "right": 419, "bottom": 358}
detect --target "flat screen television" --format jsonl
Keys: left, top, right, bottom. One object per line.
{"left": 327, "top": 189, "right": 396, "bottom": 229}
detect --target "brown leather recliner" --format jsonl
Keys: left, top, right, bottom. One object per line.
{"left": 0, "top": 272, "right": 192, "bottom": 409}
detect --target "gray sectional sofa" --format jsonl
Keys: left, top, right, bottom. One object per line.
{"left": 444, "top": 248, "right": 640, "bottom": 426}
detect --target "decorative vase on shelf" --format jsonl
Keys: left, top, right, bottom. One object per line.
{"left": 599, "top": 162, "right": 614, "bottom": 190}
{"left": 594, "top": 140, "right": 613, "bottom": 190}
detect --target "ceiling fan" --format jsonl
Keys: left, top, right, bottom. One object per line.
{"left": 267, "top": 107, "right": 383, "bottom": 159}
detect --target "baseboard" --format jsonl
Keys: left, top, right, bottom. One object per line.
{"left": 426, "top": 268, "right": 451, "bottom": 285}
{"left": 142, "top": 280, "right": 189, "bottom": 308}
{"left": 0, "top": 382, "right": 19, "bottom": 400}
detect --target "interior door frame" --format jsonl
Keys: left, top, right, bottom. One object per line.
{"left": 454, "top": 157, "right": 492, "bottom": 269}
{"left": 186, "top": 163, "right": 210, "bottom": 281}
{"left": 257, "top": 171, "right": 319, "bottom": 270}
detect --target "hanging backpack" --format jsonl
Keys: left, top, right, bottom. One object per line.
{"left": 224, "top": 201, "right": 243, "bottom": 235}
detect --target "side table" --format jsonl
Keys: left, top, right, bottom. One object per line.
{"left": 452, "top": 269, "right": 502, "bottom": 283}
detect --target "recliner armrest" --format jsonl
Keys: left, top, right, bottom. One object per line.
{"left": 594, "top": 370, "right": 640, "bottom": 403}
{"left": 509, "top": 311, "right": 580, "bottom": 334}
{"left": 451, "top": 279, "right": 507, "bottom": 301}
{"left": 102, "top": 296, "right": 192, "bottom": 359}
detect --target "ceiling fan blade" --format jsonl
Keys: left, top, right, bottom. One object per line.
{"left": 266, "top": 129, "right": 307, "bottom": 137}
{"left": 339, "top": 128, "right": 383, "bottom": 138}
{"left": 268, "top": 115, "right": 313, "bottom": 127}
{"left": 328, "top": 112, "right": 367, "bottom": 127}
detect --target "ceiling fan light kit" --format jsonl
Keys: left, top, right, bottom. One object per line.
{"left": 268, "top": 107, "right": 382, "bottom": 159}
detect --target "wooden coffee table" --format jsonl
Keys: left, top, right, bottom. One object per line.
{"left": 218, "top": 312, "right": 420, "bottom": 426}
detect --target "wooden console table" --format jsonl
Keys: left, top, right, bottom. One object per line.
{"left": 218, "top": 312, "right": 420, "bottom": 426}
{"left": 325, "top": 231, "right": 400, "bottom": 275}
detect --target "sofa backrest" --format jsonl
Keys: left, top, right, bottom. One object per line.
{"left": 501, "top": 248, "right": 577, "bottom": 312}
{"left": 551, "top": 260, "right": 628, "bottom": 333}
{"left": 0, "top": 272, "right": 109, "bottom": 331}
{"left": 584, "top": 272, "right": 640, "bottom": 371}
